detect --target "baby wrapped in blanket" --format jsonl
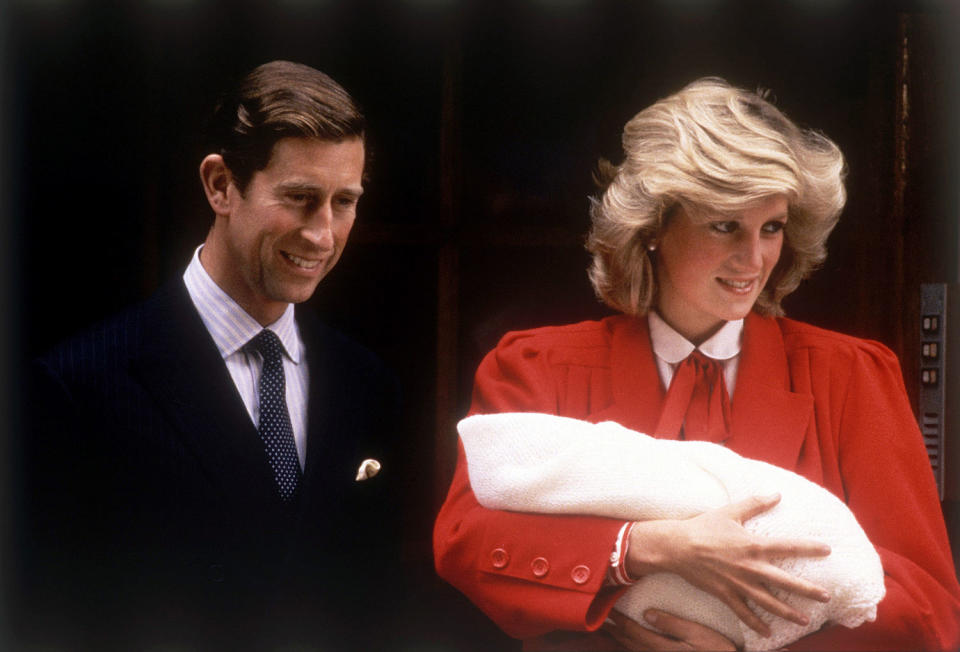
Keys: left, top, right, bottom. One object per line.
{"left": 458, "top": 412, "right": 885, "bottom": 651}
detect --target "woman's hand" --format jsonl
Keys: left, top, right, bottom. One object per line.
{"left": 603, "top": 609, "right": 737, "bottom": 651}
{"left": 626, "top": 494, "right": 832, "bottom": 637}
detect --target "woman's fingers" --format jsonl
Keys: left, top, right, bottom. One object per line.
{"left": 711, "top": 584, "right": 772, "bottom": 637}
{"left": 714, "top": 558, "right": 834, "bottom": 630}
{"left": 627, "top": 496, "right": 836, "bottom": 637}
{"left": 741, "top": 559, "right": 832, "bottom": 603}
{"left": 604, "top": 609, "right": 677, "bottom": 651}
{"left": 645, "top": 610, "right": 738, "bottom": 651}
{"left": 725, "top": 493, "right": 782, "bottom": 523}
{"left": 758, "top": 538, "right": 832, "bottom": 560}
{"left": 724, "top": 495, "right": 832, "bottom": 557}
{"left": 721, "top": 573, "right": 810, "bottom": 628}
{"left": 603, "top": 609, "right": 738, "bottom": 651}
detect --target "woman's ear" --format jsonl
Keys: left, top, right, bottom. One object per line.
{"left": 199, "top": 154, "right": 234, "bottom": 217}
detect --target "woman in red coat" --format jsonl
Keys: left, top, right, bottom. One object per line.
{"left": 434, "top": 78, "right": 960, "bottom": 651}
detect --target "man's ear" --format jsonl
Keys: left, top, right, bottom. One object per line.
{"left": 199, "top": 154, "right": 235, "bottom": 217}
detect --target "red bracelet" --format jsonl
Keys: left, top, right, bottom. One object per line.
{"left": 608, "top": 521, "right": 637, "bottom": 586}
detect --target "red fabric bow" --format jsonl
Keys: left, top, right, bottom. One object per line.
{"left": 655, "top": 350, "right": 732, "bottom": 443}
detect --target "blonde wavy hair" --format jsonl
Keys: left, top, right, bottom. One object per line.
{"left": 587, "top": 77, "right": 847, "bottom": 317}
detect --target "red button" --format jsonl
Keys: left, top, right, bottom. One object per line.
{"left": 490, "top": 548, "right": 509, "bottom": 569}
{"left": 571, "top": 564, "right": 591, "bottom": 584}
{"left": 531, "top": 557, "right": 549, "bottom": 578}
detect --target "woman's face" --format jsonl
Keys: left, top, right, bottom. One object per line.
{"left": 654, "top": 195, "right": 788, "bottom": 344}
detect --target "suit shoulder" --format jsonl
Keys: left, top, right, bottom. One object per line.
{"left": 776, "top": 317, "right": 901, "bottom": 369}
{"left": 490, "top": 315, "right": 628, "bottom": 369}
{"left": 37, "top": 291, "right": 169, "bottom": 379}
{"left": 497, "top": 318, "right": 609, "bottom": 347}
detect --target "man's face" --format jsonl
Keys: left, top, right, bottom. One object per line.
{"left": 207, "top": 136, "right": 365, "bottom": 324}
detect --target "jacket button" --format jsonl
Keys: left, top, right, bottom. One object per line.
{"left": 490, "top": 548, "right": 510, "bottom": 569}
{"left": 571, "top": 564, "right": 591, "bottom": 585}
{"left": 531, "top": 557, "right": 549, "bottom": 578}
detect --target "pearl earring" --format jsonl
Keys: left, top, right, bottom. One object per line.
{"left": 647, "top": 242, "right": 657, "bottom": 251}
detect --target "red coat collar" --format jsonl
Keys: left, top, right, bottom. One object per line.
{"left": 589, "top": 312, "right": 813, "bottom": 471}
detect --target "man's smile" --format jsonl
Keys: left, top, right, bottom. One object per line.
{"left": 281, "top": 251, "right": 322, "bottom": 270}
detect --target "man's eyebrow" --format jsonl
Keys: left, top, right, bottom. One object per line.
{"left": 275, "top": 182, "right": 364, "bottom": 197}
{"left": 339, "top": 186, "right": 364, "bottom": 198}
{"left": 276, "top": 181, "right": 320, "bottom": 194}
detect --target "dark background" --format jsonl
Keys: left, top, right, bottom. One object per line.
{"left": 3, "top": 0, "right": 958, "bottom": 648}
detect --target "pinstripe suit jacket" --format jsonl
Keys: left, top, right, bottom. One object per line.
{"left": 17, "top": 280, "right": 402, "bottom": 650}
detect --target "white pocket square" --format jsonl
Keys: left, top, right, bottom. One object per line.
{"left": 355, "top": 458, "right": 382, "bottom": 481}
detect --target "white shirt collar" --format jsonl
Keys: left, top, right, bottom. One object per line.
{"left": 648, "top": 311, "right": 743, "bottom": 364}
{"left": 183, "top": 245, "right": 302, "bottom": 363}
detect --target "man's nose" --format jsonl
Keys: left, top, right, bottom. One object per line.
{"left": 301, "top": 203, "right": 334, "bottom": 248}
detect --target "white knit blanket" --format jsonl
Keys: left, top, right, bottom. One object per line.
{"left": 459, "top": 412, "right": 885, "bottom": 651}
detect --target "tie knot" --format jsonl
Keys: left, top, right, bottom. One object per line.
{"left": 248, "top": 329, "right": 285, "bottom": 363}
{"left": 655, "top": 348, "right": 732, "bottom": 443}
{"left": 687, "top": 350, "right": 719, "bottom": 372}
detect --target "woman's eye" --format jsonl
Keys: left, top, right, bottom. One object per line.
{"left": 710, "top": 221, "right": 737, "bottom": 234}
{"left": 763, "top": 221, "right": 787, "bottom": 234}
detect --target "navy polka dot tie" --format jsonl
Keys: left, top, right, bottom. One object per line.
{"left": 248, "top": 329, "right": 302, "bottom": 501}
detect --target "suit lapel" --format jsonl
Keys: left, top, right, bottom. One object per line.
{"left": 130, "top": 282, "right": 279, "bottom": 506}
{"left": 300, "top": 317, "right": 333, "bottom": 493}
{"left": 298, "top": 314, "right": 356, "bottom": 511}
{"left": 589, "top": 316, "right": 666, "bottom": 435}
{"left": 725, "top": 313, "right": 813, "bottom": 471}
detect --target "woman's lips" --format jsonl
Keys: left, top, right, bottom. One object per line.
{"left": 717, "top": 277, "right": 757, "bottom": 293}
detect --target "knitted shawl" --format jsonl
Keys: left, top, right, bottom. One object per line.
{"left": 459, "top": 412, "right": 885, "bottom": 651}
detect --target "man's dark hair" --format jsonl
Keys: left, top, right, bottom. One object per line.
{"left": 206, "top": 60, "right": 365, "bottom": 193}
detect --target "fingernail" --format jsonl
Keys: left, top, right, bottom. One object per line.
{"left": 644, "top": 610, "right": 658, "bottom": 625}
{"left": 820, "top": 591, "right": 831, "bottom": 602}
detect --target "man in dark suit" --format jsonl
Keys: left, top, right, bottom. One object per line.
{"left": 16, "top": 61, "right": 403, "bottom": 650}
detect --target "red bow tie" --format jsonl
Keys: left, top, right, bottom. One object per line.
{"left": 655, "top": 350, "right": 732, "bottom": 443}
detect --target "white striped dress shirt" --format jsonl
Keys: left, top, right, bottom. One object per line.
{"left": 183, "top": 246, "right": 309, "bottom": 468}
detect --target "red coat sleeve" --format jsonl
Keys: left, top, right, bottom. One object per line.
{"left": 788, "top": 340, "right": 960, "bottom": 651}
{"left": 433, "top": 331, "right": 628, "bottom": 640}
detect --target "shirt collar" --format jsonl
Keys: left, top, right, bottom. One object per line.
{"left": 183, "top": 245, "right": 302, "bottom": 364}
{"left": 648, "top": 311, "right": 743, "bottom": 364}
